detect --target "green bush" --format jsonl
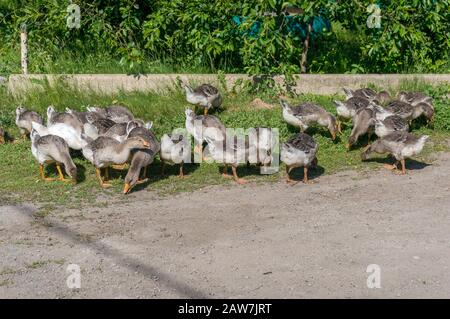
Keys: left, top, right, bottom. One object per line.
{"left": 0, "top": 1, "right": 449, "bottom": 75}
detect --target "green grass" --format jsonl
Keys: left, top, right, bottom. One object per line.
{"left": 0, "top": 80, "right": 449, "bottom": 210}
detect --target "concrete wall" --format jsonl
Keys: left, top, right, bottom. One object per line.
{"left": 6, "top": 74, "right": 450, "bottom": 96}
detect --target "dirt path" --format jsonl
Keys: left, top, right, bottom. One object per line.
{"left": 1, "top": 152, "right": 450, "bottom": 298}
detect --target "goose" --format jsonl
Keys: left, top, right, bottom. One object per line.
{"left": 123, "top": 123, "right": 160, "bottom": 194}
{"left": 30, "top": 129, "right": 77, "bottom": 183}
{"left": 247, "top": 127, "right": 276, "bottom": 168}
{"left": 374, "top": 115, "right": 409, "bottom": 138}
{"left": 0, "top": 127, "right": 5, "bottom": 144}
{"left": 281, "top": 132, "right": 318, "bottom": 184}
{"left": 280, "top": 100, "right": 337, "bottom": 140}
{"left": 15, "top": 106, "right": 44, "bottom": 139}
{"left": 65, "top": 108, "right": 103, "bottom": 124}
{"left": 346, "top": 106, "right": 377, "bottom": 149}
{"left": 375, "top": 100, "right": 416, "bottom": 121}
{"left": 375, "top": 100, "right": 434, "bottom": 123}
{"left": 82, "top": 135, "right": 151, "bottom": 187}
{"left": 333, "top": 96, "right": 372, "bottom": 131}
{"left": 47, "top": 106, "right": 83, "bottom": 133}
{"left": 103, "top": 120, "right": 142, "bottom": 143}
{"left": 31, "top": 122, "right": 86, "bottom": 150}
{"left": 203, "top": 134, "right": 254, "bottom": 185}
{"left": 185, "top": 108, "right": 226, "bottom": 155}
{"left": 343, "top": 88, "right": 377, "bottom": 100}
{"left": 398, "top": 91, "right": 432, "bottom": 106}
{"left": 361, "top": 131, "right": 429, "bottom": 175}
{"left": 86, "top": 114, "right": 116, "bottom": 135}
{"left": 343, "top": 88, "right": 391, "bottom": 104}
{"left": 160, "top": 133, "right": 190, "bottom": 178}
{"left": 87, "top": 105, "right": 134, "bottom": 123}
{"left": 184, "top": 83, "right": 222, "bottom": 115}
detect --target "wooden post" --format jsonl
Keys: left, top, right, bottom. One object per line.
{"left": 20, "top": 23, "right": 28, "bottom": 74}
{"left": 300, "top": 19, "right": 313, "bottom": 74}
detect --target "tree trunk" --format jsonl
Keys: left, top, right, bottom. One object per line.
{"left": 300, "top": 19, "right": 313, "bottom": 74}
{"left": 20, "top": 23, "right": 28, "bottom": 74}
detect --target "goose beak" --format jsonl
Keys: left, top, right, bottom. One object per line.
{"left": 143, "top": 141, "right": 150, "bottom": 148}
{"left": 331, "top": 131, "right": 337, "bottom": 140}
{"left": 123, "top": 183, "right": 132, "bottom": 194}
{"left": 0, "top": 136, "right": 4, "bottom": 144}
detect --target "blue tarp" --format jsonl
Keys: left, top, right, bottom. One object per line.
{"left": 232, "top": 14, "right": 331, "bottom": 39}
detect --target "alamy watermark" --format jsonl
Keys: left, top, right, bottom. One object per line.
{"left": 366, "top": 264, "right": 381, "bottom": 289}
{"left": 366, "top": 4, "right": 381, "bottom": 29}
{"left": 66, "top": 264, "right": 81, "bottom": 289}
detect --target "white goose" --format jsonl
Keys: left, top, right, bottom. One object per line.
{"left": 31, "top": 122, "right": 87, "bottom": 150}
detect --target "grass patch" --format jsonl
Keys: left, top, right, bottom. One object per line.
{"left": 0, "top": 80, "right": 449, "bottom": 210}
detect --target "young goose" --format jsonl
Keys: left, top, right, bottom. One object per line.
{"left": 343, "top": 88, "right": 391, "bottom": 104}
{"left": 347, "top": 107, "right": 377, "bottom": 149}
{"left": 375, "top": 115, "right": 409, "bottom": 138}
{"left": 123, "top": 123, "right": 160, "bottom": 194}
{"left": 361, "top": 132, "right": 429, "bottom": 175}
{"left": 65, "top": 108, "right": 102, "bottom": 124}
{"left": 333, "top": 96, "right": 371, "bottom": 120}
{"left": 204, "top": 134, "right": 253, "bottom": 185}
{"left": 47, "top": 106, "right": 83, "bottom": 133}
{"left": 30, "top": 130, "right": 77, "bottom": 183}
{"left": 86, "top": 114, "right": 116, "bottom": 135}
{"left": 281, "top": 132, "right": 318, "bottom": 184}
{"left": 31, "top": 122, "right": 86, "bottom": 151}
{"left": 398, "top": 91, "right": 432, "bottom": 106}
{"left": 376, "top": 100, "right": 416, "bottom": 121}
{"left": 280, "top": 100, "right": 337, "bottom": 140}
{"left": 185, "top": 108, "right": 226, "bottom": 154}
{"left": 83, "top": 135, "right": 150, "bottom": 187}
{"left": 184, "top": 83, "right": 222, "bottom": 115}
{"left": 15, "top": 106, "right": 44, "bottom": 139}
{"left": 160, "top": 133, "right": 190, "bottom": 178}
{"left": 103, "top": 120, "right": 142, "bottom": 142}
{"left": 87, "top": 105, "right": 134, "bottom": 123}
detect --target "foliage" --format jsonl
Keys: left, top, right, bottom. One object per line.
{"left": 0, "top": 0, "right": 449, "bottom": 76}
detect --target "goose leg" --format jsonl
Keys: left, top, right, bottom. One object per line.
{"left": 56, "top": 164, "right": 71, "bottom": 182}
{"left": 222, "top": 164, "right": 232, "bottom": 178}
{"left": 303, "top": 166, "right": 314, "bottom": 184}
{"left": 204, "top": 108, "right": 208, "bottom": 116}
{"left": 285, "top": 165, "right": 296, "bottom": 184}
{"left": 96, "top": 168, "right": 111, "bottom": 188}
{"left": 177, "top": 163, "right": 187, "bottom": 178}
{"left": 399, "top": 159, "right": 407, "bottom": 175}
{"left": 383, "top": 160, "right": 399, "bottom": 171}
{"left": 39, "top": 164, "right": 55, "bottom": 181}
{"left": 136, "top": 166, "right": 149, "bottom": 184}
{"left": 231, "top": 166, "right": 247, "bottom": 184}
{"left": 337, "top": 120, "right": 342, "bottom": 134}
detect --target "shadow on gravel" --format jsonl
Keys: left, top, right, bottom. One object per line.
{"left": 362, "top": 157, "right": 431, "bottom": 171}
{"left": 13, "top": 205, "right": 208, "bottom": 298}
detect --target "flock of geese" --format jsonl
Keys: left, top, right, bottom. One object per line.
{"left": 2, "top": 83, "right": 433, "bottom": 194}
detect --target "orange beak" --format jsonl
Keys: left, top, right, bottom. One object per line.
{"left": 0, "top": 136, "right": 4, "bottom": 144}
{"left": 331, "top": 131, "right": 337, "bottom": 140}
{"left": 143, "top": 141, "right": 150, "bottom": 148}
{"left": 123, "top": 183, "right": 132, "bottom": 194}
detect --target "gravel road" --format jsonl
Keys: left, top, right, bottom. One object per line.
{"left": 1, "top": 152, "right": 450, "bottom": 298}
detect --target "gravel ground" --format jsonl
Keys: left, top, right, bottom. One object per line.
{"left": 1, "top": 152, "right": 450, "bottom": 298}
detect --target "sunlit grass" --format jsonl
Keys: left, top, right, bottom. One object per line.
{"left": 0, "top": 80, "right": 449, "bottom": 209}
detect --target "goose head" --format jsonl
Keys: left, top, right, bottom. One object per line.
{"left": 419, "top": 102, "right": 434, "bottom": 122}
{"left": 16, "top": 106, "right": 26, "bottom": 117}
{"left": 279, "top": 99, "right": 292, "bottom": 112}
{"left": 125, "top": 136, "right": 151, "bottom": 149}
{"left": 47, "top": 105, "right": 56, "bottom": 120}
